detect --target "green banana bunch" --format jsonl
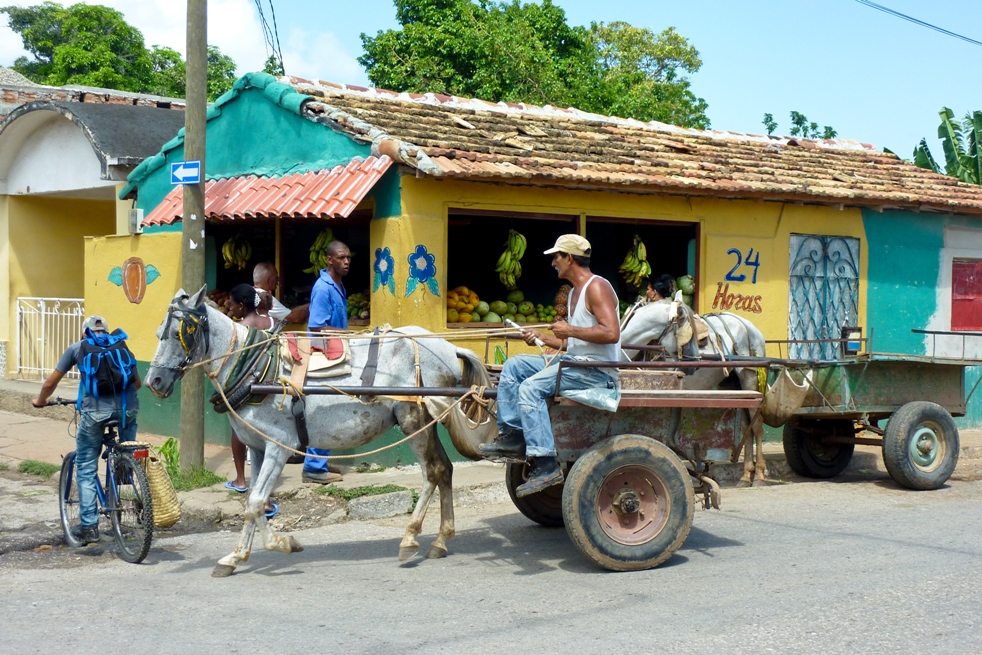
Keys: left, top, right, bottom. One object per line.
{"left": 495, "top": 229, "right": 527, "bottom": 290}
{"left": 303, "top": 227, "right": 335, "bottom": 274}
{"left": 222, "top": 234, "right": 252, "bottom": 270}
{"left": 619, "top": 235, "right": 651, "bottom": 287}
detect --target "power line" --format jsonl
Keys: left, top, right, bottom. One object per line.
{"left": 854, "top": 0, "right": 982, "bottom": 48}
{"left": 253, "top": 0, "right": 285, "bottom": 75}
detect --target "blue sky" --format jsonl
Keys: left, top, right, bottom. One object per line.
{"left": 2, "top": 0, "right": 980, "bottom": 158}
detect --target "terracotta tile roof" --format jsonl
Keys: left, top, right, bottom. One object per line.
{"left": 142, "top": 155, "right": 392, "bottom": 226}
{"left": 286, "top": 77, "right": 982, "bottom": 216}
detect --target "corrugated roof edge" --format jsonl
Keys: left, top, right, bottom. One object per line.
{"left": 287, "top": 77, "right": 879, "bottom": 154}
{"left": 118, "top": 72, "right": 313, "bottom": 199}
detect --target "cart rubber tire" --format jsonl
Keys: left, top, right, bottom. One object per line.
{"left": 883, "top": 401, "right": 959, "bottom": 490}
{"left": 783, "top": 419, "right": 855, "bottom": 479}
{"left": 562, "top": 435, "right": 693, "bottom": 572}
{"left": 505, "top": 462, "right": 564, "bottom": 527}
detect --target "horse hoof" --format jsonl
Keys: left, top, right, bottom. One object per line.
{"left": 211, "top": 564, "right": 236, "bottom": 578}
{"left": 398, "top": 545, "right": 419, "bottom": 561}
{"left": 287, "top": 536, "right": 304, "bottom": 553}
{"left": 735, "top": 480, "right": 752, "bottom": 489}
{"left": 752, "top": 478, "right": 771, "bottom": 488}
{"left": 425, "top": 545, "right": 448, "bottom": 559}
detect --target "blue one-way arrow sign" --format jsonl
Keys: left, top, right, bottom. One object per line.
{"left": 170, "top": 160, "right": 201, "bottom": 185}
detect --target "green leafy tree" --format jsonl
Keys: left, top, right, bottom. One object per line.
{"left": 3, "top": 3, "right": 237, "bottom": 100}
{"left": 262, "top": 54, "right": 284, "bottom": 77}
{"left": 762, "top": 111, "right": 836, "bottom": 139}
{"left": 359, "top": 0, "right": 709, "bottom": 128}
{"left": 2, "top": 2, "right": 151, "bottom": 90}
{"left": 913, "top": 108, "right": 982, "bottom": 185}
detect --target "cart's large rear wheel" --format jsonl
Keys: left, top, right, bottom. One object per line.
{"left": 883, "top": 401, "right": 959, "bottom": 490}
{"left": 506, "top": 462, "right": 564, "bottom": 527}
{"left": 783, "top": 419, "right": 855, "bottom": 479}
{"left": 562, "top": 435, "right": 693, "bottom": 571}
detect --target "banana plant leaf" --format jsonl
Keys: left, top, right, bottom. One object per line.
{"left": 912, "top": 139, "right": 940, "bottom": 174}
{"left": 938, "top": 107, "right": 969, "bottom": 181}
{"left": 966, "top": 110, "right": 982, "bottom": 186}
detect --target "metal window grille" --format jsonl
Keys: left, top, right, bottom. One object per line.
{"left": 788, "top": 235, "right": 860, "bottom": 360}
{"left": 16, "top": 297, "right": 85, "bottom": 380}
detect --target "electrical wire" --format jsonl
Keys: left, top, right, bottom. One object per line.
{"left": 854, "top": 0, "right": 982, "bottom": 48}
{"left": 253, "top": 0, "right": 285, "bottom": 75}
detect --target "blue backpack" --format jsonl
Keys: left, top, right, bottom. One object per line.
{"left": 76, "top": 328, "right": 137, "bottom": 426}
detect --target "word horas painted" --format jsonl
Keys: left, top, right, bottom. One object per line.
{"left": 712, "top": 282, "right": 762, "bottom": 314}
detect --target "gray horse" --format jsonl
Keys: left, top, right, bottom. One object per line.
{"left": 145, "top": 287, "right": 493, "bottom": 576}
{"left": 620, "top": 300, "right": 769, "bottom": 486}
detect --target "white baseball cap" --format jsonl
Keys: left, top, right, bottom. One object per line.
{"left": 83, "top": 315, "right": 109, "bottom": 333}
{"left": 543, "top": 234, "right": 592, "bottom": 257}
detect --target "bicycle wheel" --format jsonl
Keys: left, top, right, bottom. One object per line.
{"left": 58, "top": 452, "right": 83, "bottom": 547}
{"left": 109, "top": 452, "right": 153, "bottom": 563}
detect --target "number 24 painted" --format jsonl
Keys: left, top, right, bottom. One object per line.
{"left": 725, "top": 248, "right": 760, "bottom": 284}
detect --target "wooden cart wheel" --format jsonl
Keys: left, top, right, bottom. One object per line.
{"left": 782, "top": 419, "right": 855, "bottom": 479}
{"left": 883, "top": 401, "right": 959, "bottom": 490}
{"left": 561, "top": 435, "right": 693, "bottom": 572}
{"left": 505, "top": 461, "right": 564, "bottom": 527}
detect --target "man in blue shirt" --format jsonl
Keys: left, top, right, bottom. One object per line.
{"left": 303, "top": 240, "right": 351, "bottom": 484}
{"left": 32, "top": 316, "right": 141, "bottom": 545}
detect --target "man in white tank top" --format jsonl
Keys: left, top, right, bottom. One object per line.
{"left": 480, "top": 234, "right": 621, "bottom": 497}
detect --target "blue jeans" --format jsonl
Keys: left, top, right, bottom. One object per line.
{"left": 76, "top": 409, "right": 139, "bottom": 527}
{"left": 304, "top": 449, "right": 332, "bottom": 474}
{"left": 496, "top": 354, "right": 614, "bottom": 458}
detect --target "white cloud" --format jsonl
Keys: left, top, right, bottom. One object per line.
{"left": 280, "top": 28, "right": 367, "bottom": 85}
{"left": 0, "top": 0, "right": 365, "bottom": 81}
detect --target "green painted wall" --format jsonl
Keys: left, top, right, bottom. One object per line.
{"left": 863, "top": 208, "right": 982, "bottom": 427}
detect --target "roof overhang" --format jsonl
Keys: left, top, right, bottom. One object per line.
{"left": 143, "top": 155, "right": 392, "bottom": 226}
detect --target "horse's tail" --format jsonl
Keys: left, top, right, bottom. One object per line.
{"left": 441, "top": 348, "right": 497, "bottom": 461}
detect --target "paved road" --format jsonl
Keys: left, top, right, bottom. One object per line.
{"left": 3, "top": 477, "right": 981, "bottom": 655}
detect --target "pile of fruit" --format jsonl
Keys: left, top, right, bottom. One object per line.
{"left": 446, "top": 288, "right": 557, "bottom": 324}
{"left": 347, "top": 292, "right": 370, "bottom": 321}
{"left": 675, "top": 275, "right": 695, "bottom": 307}
{"left": 303, "top": 227, "right": 335, "bottom": 274}
{"left": 447, "top": 286, "right": 484, "bottom": 323}
{"left": 495, "top": 230, "right": 527, "bottom": 291}
{"left": 222, "top": 234, "right": 252, "bottom": 270}
{"left": 206, "top": 289, "right": 234, "bottom": 316}
{"left": 619, "top": 235, "right": 651, "bottom": 287}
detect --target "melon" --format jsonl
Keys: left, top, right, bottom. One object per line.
{"left": 503, "top": 314, "right": 516, "bottom": 323}
{"left": 482, "top": 311, "right": 502, "bottom": 323}
{"left": 490, "top": 300, "right": 508, "bottom": 315}
{"left": 475, "top": 301, "right": 490, "bottom": 316}
{"left": 517, "top": 301, "right": 535, "bottom": 316}
{"left": 506, "top": 290, "right": 525, "bottom": 304}
{"left": 506, "top": 302, "right": 518, "bottom": 315}
{"left": 515, "top": 314, "right": 527, "bottom": 323}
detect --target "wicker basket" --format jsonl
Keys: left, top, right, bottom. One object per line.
{"left": 143, "top": 454, "right": 181, "bottom": 528}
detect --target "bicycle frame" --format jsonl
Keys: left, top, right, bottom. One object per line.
{"left": 62, "top": 430, "right": 149, "bottom": 516}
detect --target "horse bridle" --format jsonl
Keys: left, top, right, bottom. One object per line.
{"left": 159, "top": 296, "right": 210, "bottom": 372}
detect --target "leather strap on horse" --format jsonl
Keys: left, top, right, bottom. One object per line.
{"left": 361, "top": 327, "right": 382, "bottom": 387}
{"left": 291, "top": 395, "right": 310, "bottom": 450}
{"left": 210, "top": 327, "right": 277, "bottom": 413}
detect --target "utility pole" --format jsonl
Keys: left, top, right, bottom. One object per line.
{"left": 180, "top": 0, "right": 207, "bottom": 469}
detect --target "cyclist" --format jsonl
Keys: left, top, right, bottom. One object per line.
{"left": 32, "top": 315, "right": 141, "bottom": 546}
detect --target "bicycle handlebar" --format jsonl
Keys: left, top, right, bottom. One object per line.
{"left": 47, "top": 397, "right": 75, "bottom": 407}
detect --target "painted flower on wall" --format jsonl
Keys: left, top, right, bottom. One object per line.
{"left": 373, "top": 247, "right": 396, "bottom": 297}
{"left": 108, "top": 257, "right": 160, "bottom": 304}
{"left": 405, "top": 244, "right": 440, "bottom": 298}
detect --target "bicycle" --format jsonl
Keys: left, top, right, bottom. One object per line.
{"left": 53, "top": 398, "right": 155, "bottom": 563}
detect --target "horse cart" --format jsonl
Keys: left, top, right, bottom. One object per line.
{"left": 776, "top": 352, "right": 969, "bottom": 491}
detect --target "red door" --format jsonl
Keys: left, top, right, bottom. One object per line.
{"left": 952, "top": 260, "right": 982, "bottom": 331}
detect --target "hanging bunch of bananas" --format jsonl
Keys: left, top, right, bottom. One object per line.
{"left": 302, "top": 227, "right": 335, "bottom": 274}
{"left": 619, "top": 234, "right": 651, "bottom": 287}
{"left": 222, "top": 234, "right": 252, "bottom": 270}
{"left": 494, "top": 229, "right": 527, "bottom": 291}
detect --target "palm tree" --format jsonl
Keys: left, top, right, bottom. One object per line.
{"left": 913, "top": 108, "right": 982, "bottom": 185}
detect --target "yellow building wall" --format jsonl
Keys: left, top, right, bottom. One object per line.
{"left": 5, "top": 196, "right": 116, "bottom": 374}
{"left": 84, "top": 233, "right": 183, "bottom": 361}
{"left": 376, "top": 177, "right": 867, "bottom": 358}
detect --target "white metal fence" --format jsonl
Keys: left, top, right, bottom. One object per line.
{"left": 16, "top": 297, "right": 85, "bottom": 380}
